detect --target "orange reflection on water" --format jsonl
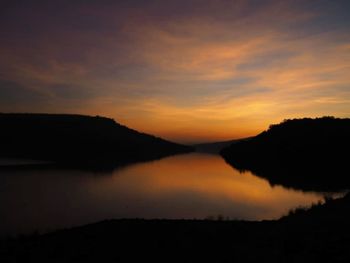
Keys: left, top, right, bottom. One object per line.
{"left": 90, "top": 153, "right": 324, "bottom": 220}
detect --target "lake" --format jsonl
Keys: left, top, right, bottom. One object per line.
{"left": 0, "top": 153, "right": 331, "bottom": 237}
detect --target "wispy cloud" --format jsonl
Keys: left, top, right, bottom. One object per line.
{"left": 1, "top": 0, "right": 349, "bottom": 142}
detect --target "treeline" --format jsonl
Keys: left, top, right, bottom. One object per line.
{"left": 221, "top": 117, "right": 350, "bottom": 191}
{"left": 0, "top": 113, "right": 193, "bottom": 168}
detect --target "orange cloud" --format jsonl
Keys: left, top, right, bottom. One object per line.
{"left": 1, "top": 1, "right": 349, "bottom": 143}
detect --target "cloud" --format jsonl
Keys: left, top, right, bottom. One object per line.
{"left": 0, "top": 0, "right": 349, "bottom": 142}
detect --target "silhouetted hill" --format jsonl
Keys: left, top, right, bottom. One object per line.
{"left": 1, "top": 193, "right": 349, "bottom": 262}
{"left": 194, "top": 138, "right": 251, "bottom": 154}
{"left": 0, "top": 113, "right": 193, "bottom": 168}
{"left": 221, "top": 117, "right": 350, "bottom": 191}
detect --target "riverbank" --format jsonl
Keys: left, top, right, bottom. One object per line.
{"left": 221, "top": 117, "right": 350, "bottom": 191}
{"left": 1, "top": 194, "right": 349, "bottom": 262}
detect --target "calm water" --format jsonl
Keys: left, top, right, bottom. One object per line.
{"left": 0, "top": 153, "right": 329, "bottom": 236}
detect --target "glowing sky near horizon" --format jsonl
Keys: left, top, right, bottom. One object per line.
{"left": 1, "top": 0, "right": 350, "bottom": 143}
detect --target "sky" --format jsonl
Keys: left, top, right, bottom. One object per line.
{"left": 1, "top": 0, "right": 350, "bottom": 143}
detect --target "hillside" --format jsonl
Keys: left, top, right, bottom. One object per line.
{"left": 193, "top": 138, "right": 251, "bottom": 154}
{"left": 220, "top": 117, "right": 350, "bottom": 191}
{"left": 0, "top": 113, "right": 193, "bottom": 168}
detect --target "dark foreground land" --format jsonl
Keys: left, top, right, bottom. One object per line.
{"left": 0, "top": 113, "right": 193, "bottom": 169}
{"left": 1, "top": 116, "right": 349, "bottom": 262}
{"left": 1, "top": 194, "right": 350, "bottom": 263}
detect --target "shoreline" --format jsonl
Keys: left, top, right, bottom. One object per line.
{"left": 1, "top": 194, "right": 349, "bottom": 262}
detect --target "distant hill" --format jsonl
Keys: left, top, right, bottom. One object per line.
{"left": 194, "top": 138, "right": 252, "bottom": 154}
{"left": 220, "top": 117, "right": 350, "bottom": 191}
{"left": 0, "top": 113, "right": 193, "bottom": 168}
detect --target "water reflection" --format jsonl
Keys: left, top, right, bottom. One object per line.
{"left": 0, "top": 153, "right": 329, "bottom": 236}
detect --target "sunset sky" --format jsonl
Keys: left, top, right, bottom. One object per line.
{"left": 1, "top": 0, "right": 349, "bottom": 143}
